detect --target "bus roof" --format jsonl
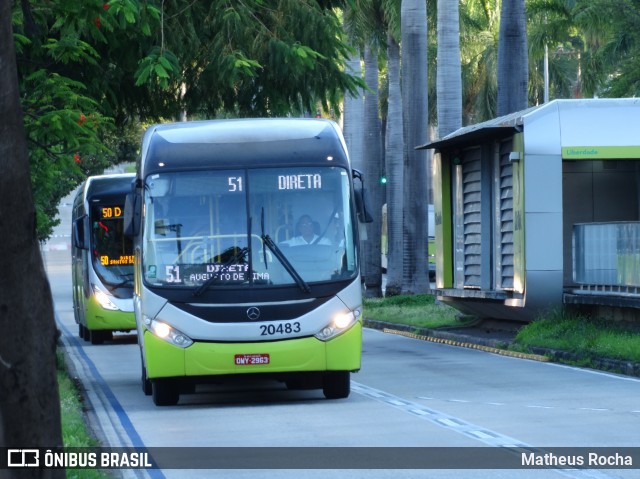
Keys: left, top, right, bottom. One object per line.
{"left": 139, "top": 118, "right": 350, "bottom": 177}
{"left": 83, "top": 173, "right": 135, "bottom": 199}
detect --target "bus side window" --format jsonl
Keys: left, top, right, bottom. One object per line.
{"left": 73, "top": 215, "right": 90, "bottom": 250}
{"left": 124, "top": 192, "right": 141, "bottom": 237}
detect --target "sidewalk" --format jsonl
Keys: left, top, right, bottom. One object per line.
{"left": 363, "top": 317, "right": 640, "bottom": 378}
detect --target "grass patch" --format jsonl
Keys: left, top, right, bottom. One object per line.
{"left": 515, "top": 310, "right": 640, "bottom": 362}
{"left": 57, "top": 351, "right": 112, "bottom": 479}
{"left": 364, "top": 295, "right": 640, "bottom": 364}
{"left": 363, "top": 294, "right": 474, "bottom": 329}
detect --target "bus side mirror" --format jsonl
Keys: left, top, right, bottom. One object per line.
{"left": 124, "top": 192, "right": 141, "bottom": 237}
{"left": 354, "top": 187, "right": 373, "bottom": 223}
{"left": 73, "top": 215, "right": 90, "bottom": 250}
{"left": 352, "top": 169, "right": 373, "bottom": 223}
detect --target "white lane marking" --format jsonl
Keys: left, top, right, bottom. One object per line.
{"left": 352, "top": 381, "right": 525, "bottom": 448}
{"left": 547, "top": 362, "right": 640, "bottom": 383}
{"left": 437, "top": 418, "right": 463, "bottom": 428}
{"left": 469, "top": 430, "right": 494, "bottom": 439}
{"left": 352, "top": 381, "right": 622, "bottom": 479}
{"left": 421, "top": 396, "right": 632, "bottom": 415}
{"left": 409, "top": 409, "right": 431, "bottom": 416}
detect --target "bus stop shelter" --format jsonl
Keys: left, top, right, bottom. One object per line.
{"left": 420, "top": 99, "right": 640, "bottom": 322}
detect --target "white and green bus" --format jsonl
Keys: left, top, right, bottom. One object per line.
{"left": 72, "top": 173, "right": 136, "bottom": 344}
{"left": 125, "top": 119, "right": 370, "bottom": 406}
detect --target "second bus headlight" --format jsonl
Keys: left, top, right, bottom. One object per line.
{"left": 314, "top": 308, "right": 361, "bottom": 341}
{"left": 92, "top": 284, "right": 118, "bottom": 311}
{"left": 144, "top": 316, "right": 193, "bottom": 348}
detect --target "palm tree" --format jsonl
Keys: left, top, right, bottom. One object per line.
{"left": 401, "top": 0, "right": 431, "bottom": 294}
{"left": 342, "top": 13, "right": 366, "bottom": 174}
{"left": 384, "top": 32, "right": 404, "bottom": 295}
{"left": 497, "top": 0, "right": 529, "bottom": 115}
{"left": 436, "top": 0, "right": 462, "bottom": 137}
{"left": 460, "top": 0, "right": 500, "bottom": 123}
{"left": 527, "top": 0, "right": 583, "bottom": 103}
{"left": 573, "top": 0, "right": 640, "bottom": 97}
{"left": 343, "top": 1, "right": 386, "bottom": 296}
{"left": 362, "top": 43, "right": 385, "bottom": 297}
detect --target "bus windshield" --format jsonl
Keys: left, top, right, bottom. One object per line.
{"left": 91, "top": 202, "right": 134, "bottom": 288}
{"left": 142, "top": 166, "right": 357, "bottom": 289}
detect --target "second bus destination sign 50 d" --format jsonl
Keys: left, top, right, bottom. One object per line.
{"left": 100, "top": 206, "right": 123, "bottom": 219}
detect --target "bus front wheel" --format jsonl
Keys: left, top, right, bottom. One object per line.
{"left": 322, "top": 371, "right": 350, "bottom": 399}
{"left": 141, "top": 363, "right": 152, "bottom": 396}
{"left": 152, "top": 379, "right": 179, "bottom": 406}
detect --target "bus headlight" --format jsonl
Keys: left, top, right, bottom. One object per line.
{"left": 143, "top": 316, "right": 193, "bottom": 348}
{"left": 314, "top": 308, "right": 361, "bottom": 341}
{"left": 92, "top": 285, "right": 118, "bottom": 311}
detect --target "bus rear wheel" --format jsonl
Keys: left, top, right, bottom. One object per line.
{"left": 322, "top": 371, "right": 350, "bottom": 399}
{"left": 152, "top": 379, "right": 179, "bottom": 406}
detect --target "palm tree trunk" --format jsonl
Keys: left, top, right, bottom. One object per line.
{"left": 497, "top": 0, "right": 528, "bottom": 116}
{"left": 437, "top": 0, "right": 462, "bottom": 137}
{"left": 342, "top": 15, "right": 365, "bottom": 174}
{"left": 384, "top": 33, "right": 404, "bottom": 296}
{"left": 362, "top": 44, "right": 384, "bottom": 297}
{"left": 401, "top": 0, "right": 431, "bottom": 294}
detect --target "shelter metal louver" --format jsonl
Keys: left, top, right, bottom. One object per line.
{"left": 498, "top": 140, "right": 515, "bottom": 290}
{"left": 462, "top": 149, "right": 482, "bottom": 288}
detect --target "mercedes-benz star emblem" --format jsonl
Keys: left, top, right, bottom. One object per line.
{"left": 246, "top": 307, "right": 261, "bottom": 321}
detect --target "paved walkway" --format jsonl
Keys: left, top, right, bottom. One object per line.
{"left": 363, "top": 317, "right": 640, "bottom": 378}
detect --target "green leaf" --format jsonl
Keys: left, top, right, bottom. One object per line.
{"left": 135, "top": 64, "right": 152, "bottom": 86}
{"left": 12, "top": 33, "right": 31, "bottom": 49}
{"left": 158, "top": 56, "right": 173, "bottom": 71}
{"left": 154, "top": 64, "right": 170, "bottom": 79}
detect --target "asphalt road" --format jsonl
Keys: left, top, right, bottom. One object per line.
{"left": 41, "top": 192, "right": 640, "bottom": 479}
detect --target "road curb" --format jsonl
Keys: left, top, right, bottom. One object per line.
{"left": 379, "top": 326, "right": 550, "bottom": 363}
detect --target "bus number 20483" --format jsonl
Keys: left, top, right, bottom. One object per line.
{"left": 260, "top": 322, "right": 301, "bottom": 336}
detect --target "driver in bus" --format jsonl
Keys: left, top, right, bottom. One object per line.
{"left": 281, "top": 214, "right": 331, "bottom": 246}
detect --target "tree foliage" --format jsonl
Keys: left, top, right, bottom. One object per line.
{"left": 572, "top": 0, "right": 640, "bottom": 97}
{"left": 527, "top": 0, "right": 640, "bottom": 105}
{"left": 12, "top": 0, "right": 364, "bottom": 240}
{"left": 12, "top": 0, "right": 640, "bottom": 243}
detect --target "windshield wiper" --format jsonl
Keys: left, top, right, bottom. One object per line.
{"left": 260, "top": 207, "right": 310, "bottom": 293}
{"left": 192, "top": 247, "right": 249, "bottom": 297}
{"left": 109, "top": 279, "right": 134, "bottom": 289}
{"left": 105, "top": 273, "right": 134, "bottom": 290}
{"left": 262, "top": 235, "right": 310, "bottom": 293}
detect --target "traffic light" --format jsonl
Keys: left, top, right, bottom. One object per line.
{"left": 380, "top": 175, "right": 387, "bottom": 185}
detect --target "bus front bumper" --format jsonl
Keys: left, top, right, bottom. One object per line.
{"left": 85, "top": 299, "right": 136, "bottom": 331}
{"left": 144, "top": 321, "right": 362, "bottom": 379}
